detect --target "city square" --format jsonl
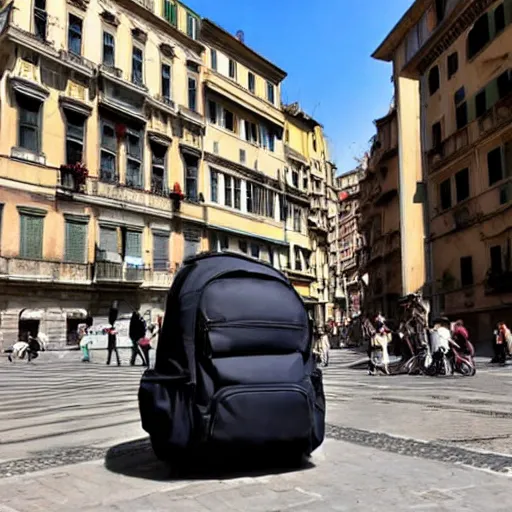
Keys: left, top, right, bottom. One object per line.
{"left": 1, "top": 351, "right": 512, "bottom": 511}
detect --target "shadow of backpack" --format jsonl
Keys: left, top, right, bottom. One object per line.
{"left": 138, "top": 252, "right": 326, "bottom": 461}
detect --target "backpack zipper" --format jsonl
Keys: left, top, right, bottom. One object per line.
{"left": 206, "top": 320, "right": 305, "bottom": 330}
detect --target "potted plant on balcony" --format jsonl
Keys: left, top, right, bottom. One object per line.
{"left": 60, "top": 162, "right": 89, "bottom": 192}
{"left": 170, "top": 182, "right": 185, "bottom": 211}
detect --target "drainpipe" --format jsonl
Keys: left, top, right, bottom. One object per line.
{"left": 419, "top": 75, "right": 435, "bottom": 317}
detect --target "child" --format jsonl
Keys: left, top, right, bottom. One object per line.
{"left": 80, "top": 335, "right": 93, "bottom": 362}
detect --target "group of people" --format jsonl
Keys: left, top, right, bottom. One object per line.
{"left": 77, "top": 310, "right": 162, "bottom": 367}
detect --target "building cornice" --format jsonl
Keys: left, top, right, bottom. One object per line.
{"left": 200, "top": 19, "right": 287, "bottom": 84}
{"left": 413, "top": 0, "right": 497, "bottom": 75}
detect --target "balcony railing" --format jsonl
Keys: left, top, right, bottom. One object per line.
{"left": 58, "top": 50, "right": 96, "bottom": 75}
{"left": 94, "top": 262, "right": 144, "bottom": 284}
{"left": 428, "top": 93, "right": 512, "bottom": 172}
{"left": 133, "top": 0, "right": 154, "bottom": 11}
{"left": 144, "top": 269, "right": 174, "bottom": 289}
{"left": 0, "top": 257, "right": 91, "bottom": 283}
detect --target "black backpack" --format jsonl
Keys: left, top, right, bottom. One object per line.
{"left": 138, "top": 252, "right": 325, "bottom": 461}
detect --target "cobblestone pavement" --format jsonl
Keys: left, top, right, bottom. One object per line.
{"left": 0, "top": 350, "right": 512, "bottom": 511}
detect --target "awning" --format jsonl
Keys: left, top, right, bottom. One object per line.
{"left": 19, "top": 309, "right": 44, "bottom": 321}
{"left": 209, "top": 224, "right": 288, "bottom": 247}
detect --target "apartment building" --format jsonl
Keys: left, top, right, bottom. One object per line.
{"left": 330, "top": 168, "right": 364, "bottom": 321}
{"left": 283, "top": 103, "right": 337, "bottom": 326}
{"left": 0, "top": 0, "right": 337, "bottom": 347}
{"left": 373, "top": 0, "right": 512, "bottom": 344}
{"left": 357, "top": 108, "right": 402, "bottom": 318}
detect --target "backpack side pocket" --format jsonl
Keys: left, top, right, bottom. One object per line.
{"left": 310, "top": 367, "right": 326, "bottom": 451}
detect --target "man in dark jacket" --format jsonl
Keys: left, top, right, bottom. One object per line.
{"left": 129, "top": 311, "right": 146, "bottom": 366}
{"left": 106, "top": 326, "right": 120, "bottom": 366}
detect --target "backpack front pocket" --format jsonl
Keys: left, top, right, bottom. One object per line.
{"left": 208, "top": 383, "right": 312, "bottom": 447}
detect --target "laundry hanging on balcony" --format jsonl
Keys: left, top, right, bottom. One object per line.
{"left": 124, "top": 256, "right": 144, "bottom": 268}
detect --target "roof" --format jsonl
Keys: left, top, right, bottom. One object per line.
{"left": 372, "top": 0, "right": 430, "bottom": 62}
{"left": 200, "top": 19, "right": 287, "bottom": 84}
{"left": 283, "top": 102, "right": 322, "bottom": 130}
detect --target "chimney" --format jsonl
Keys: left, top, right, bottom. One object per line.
{"left": 235, "top": 30, "right": 245, "bottom": 44}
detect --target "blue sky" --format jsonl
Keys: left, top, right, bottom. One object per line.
{"left": 185, "top": 0, "right": 413, "bottom": 175}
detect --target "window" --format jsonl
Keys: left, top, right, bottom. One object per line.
{"left": 163, "top": 0, "right": 177, "bottom": 26}
{"left": 435, "top": 0, "right": 446, "bottom": 23}
{"left": 439, "top": 178, "right": 452, "bottom": 210}
{"left": 100, "top": 120, "right": 116, "bottom": 182}
{"left": 494, "top": 3, "right": 506, "bottom": 35}
{"left": 186, "top": 13, "right": 198, "bottom": 39}
{"left": 210, "top": 169, "right": 218, "bottom": 203}
{"left": 20, "top": 212, "right": 44, "bottom": 260}
{"left": 65, "top": 111, "right": 85, "bottom": 165}
{"left": 460, "top": 256, "right": 474, "bottom": 287}
{"left": 17, "top": 96, "right": 41, "bottom": 153}
{"left": 220, "top": 235, "right": 229, "bottom": 250}
{"left": 292, "top": 169, "right": 299, "bottom": 188}
{"left": 239, "top": 240, "right": 248, "bottom": 253}
{"left": 497, "top": 69, "right": 512, "bottom": 99}
{"left": 467, "top": 12, "right": 490, "bottom": 60}
{"left": 188, "top": 76, "right": 197, "bottom": 111}
{"left": 455, "top": 168, "right": 470, "bottom": 203}
{"left": 126, "top": 130, "right": 143, "bottom": 189}
{"left": 447, "top": 52, "right": 458, "bottom": 79}
{"left": 259, "top": 125, "right": 274, "bottom": 151}
{"left": 487, "top": 147, "right": 503, "bottom": 186}
{"left": 103, "top": 32, "right": 115, "bottom": 67}
{"left": 454, "top": 87, "right": 468, "bottom": 130}
{"left": 239, "top": 149, "right": 246, "bottom": 164}
{"left": 68, "top": 14, "right": 82, "bottom": 55}
{"left": 233, "top": 178, "right": 242, "bottom": 210}
{"left": 266, "top": 81, "right": 275, "bottom": 104}
{"left": 248, "top": 72, "right": 255, "bottom": 93}
{"left": 224, "top": 175, "right": 233, "bottom": 207}
{"left": 65, "top": 218, "right": 87, "bottom": 263}
{"left": 242, "top": 120, "right": 258, "bottom": 144}
{"left": 153, "top": 232, "right": 169, "bottom": 271}
{"left": 475, "top": 89, "right": 487, "bottom": 117}
{"left": 161, "top": 64, "right": 171, "bottom": 100}
{"left": 185, "top": 161, "right": 198, "bottom": 202}
{"left": 151, "top": 143, "right": 167, "bottom": 195}
{"left": 125, "top": 230, "right": 142, "bottom": 259}
{"left": 132, "top": 47, "right": 143, "bottom": 86}
{"left": 490, "top": 245, "right": 502, "bottom": 274}
{"left": 229, "top": 59, "right": 237, "bottom": 80}
{"left": 210, "top": 49, "right": 217, "bottom": 71}
{"left": 34, "top": 0, "right": 47, "bottom": 40}
{"left": 293, "top": 206, "right": 301, "bottom": 232}
{"left": 246, "top": 182, "right": 253, "bottom": 212}
{"left": 428, "top": 66, "right": 440, "bottom": 95}
{"left": 99, "top": 226, "right": 118, "bottom": 254}
{"left": 251, "top": 243, "right": 260, "bottom": 259}
{"left": 294, "top": 247, "right": 302, "bottom": 271}
{"left": 224, "top": 109, "right": 234, "bottom": 131}
{"left": 431, "top": 121, "right": 442, "bottom": 150}
{"left": 184, "top": 231, "right": 200, "bottom": 259}
{"left": 208, "top": 100, "right": 217, "bottom": 123}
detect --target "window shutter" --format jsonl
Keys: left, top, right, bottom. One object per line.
{"left": 467, "top": 96, "right": 476, "bottom": 123}
{"left": 20, "top": 215, "right": 43, "bottom": 259}
{"left": 184, "top": 239, "right": 199, "bottom": 259}
{"left": 240, "top": 119, "right": 246, "bottom": 140}
{"left": 505, "top": 0, "right": 512, "bottom": 25}
{"left": 170, "top": 2, "right": 177, "bottom": 25}
{"left": 65, "top": 220, "right": 87, "bottom": 263}
{"left": 504, "top": 141, "right": 512, "bottom": 178}
{"left": 486, "top": 79, "right": 500, "bottom": 110}
{"left": 153, "top": 233, "right": 169, "bottom": 270}
{"left": 100, "top": 227, "right": 118, "bottom": 253}
{"left": 125, "top": 230, "right": 142, "bottom": 258}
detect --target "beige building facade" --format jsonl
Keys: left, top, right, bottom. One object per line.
{"left": 373, "top": 0, "right": 512, "bottom": 345}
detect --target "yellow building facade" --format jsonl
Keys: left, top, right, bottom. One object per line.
{"left": 0, "top": 0, "right": 336, "bottom": 348}
{"left": 373, "top": 0, "right": 512, "bottom": 345}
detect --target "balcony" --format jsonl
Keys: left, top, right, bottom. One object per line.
{"left": 0, "top": 257, "right": 91, "bottom": 284}
{"left": 485, "top": 270, "right": 512, "bottom": 295}
{"left": 94, "top": 262, "right": 144, "bottom": 284}
{"left": 143, "top": 269, "right": 174, "bottom": 289}
{"left": 133, "top": 0, "right": 154, "bottom": 11}
{"left": 428, "top": 93, "right": 512, "bottom": 173}
{"left": 58, "top": 50, "right": 96, "bottom": 78}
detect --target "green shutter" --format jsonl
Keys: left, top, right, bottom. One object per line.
{"left": 486, "top": 78, "right": 500, "bottom": 109}
{"left": 20, "top": 214, "right": 43, "bottom": 259}
{"left": 153, "top": 233, "right": 169, "bottom": 270}
{"left": 504, "top": 141, "right": 512, "bottom": 178}
{"left": 100, "top": 227, "right": 118, "bottom": 253}
{"left": 125, "top": 230, "right": 142, "bottom": 258}
{"left": 505, "top": 0, "right": 512, "bottom": 25}
{"left": 65, "top": 220, "right": 87, "bottom": 263}
{"left": 467, "top": 96, "right": 476, "bottom": 123}
{"left": 170, "top": 3, "right": 177, "bottom": 26}
{"left": 163, "top": 0, "right": 169, "bottom": 20}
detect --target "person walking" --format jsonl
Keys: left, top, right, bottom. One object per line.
{"left": 129, "top": 311, "right": 146, "bottom": 366}
{"left": 319, "top": 326, "right": 330, "bottom": 367}
{"left": 492, "top": 322, "right": 512, "bottom": 364}
{"left": 106, "top": 325, "right": 121, "bottom": 366}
